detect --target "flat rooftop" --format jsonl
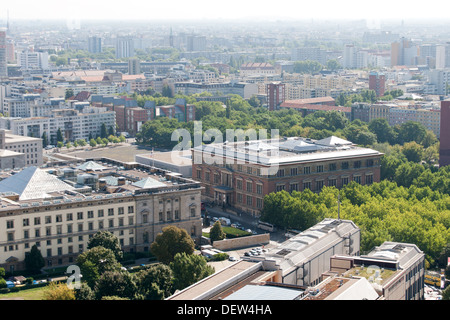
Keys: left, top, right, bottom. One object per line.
{"left": 0, "top": 158, "right": 202, "bottom": 211}
{"left": 193, "top": 136, "right": 383, "bottom": 166}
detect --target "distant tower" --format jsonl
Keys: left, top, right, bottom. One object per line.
{"left": 169, "top": 27, "right": 174, "bottom": 48}
{"left": 0, "top": 29, "right": 7, "bottom": 77}
{"left": 369, "top": 71, "right": 386, "bottom": 97}
{"left": 88, "top": 36, "right": 102, "bottom": 54}
{"left": 439, "top": 100, "right": 450, "bottom": 168}
{"left": 128, "top": 58, "right": 140, "bottom": 75}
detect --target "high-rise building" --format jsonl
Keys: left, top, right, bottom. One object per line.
{"left": 369, "top": 71, "right": 386, "bottom": 97}
{"left": 88, "top": 36, "right": 102, "bottom": 54}
{"left": 0, "top": 29, "right": 7, "bottom": 77}
{"left": 128, "top": 58, "right": 140, "bottom": 75}
{"left": 115, "top": 37, "right": 134, "bottom": 59}
{"left": 186, "top": 35, "right": 206, "bottom": 52}
{"left": 391, "top": 38, "right": 418, "bottom": 66}
{"left": 266, "top": 82, "right": 285, "bottom": 111}
{"left": 440, "top": 100, "right": 450, "bottom": 168}
{"left": 17, "top": 50, "right": 49, "bottom": 70}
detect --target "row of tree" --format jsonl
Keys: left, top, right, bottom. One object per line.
{"left": 261, "top": 180, "right": 450, "bottom": 269}
{"left": 43, "top": 228, "right": 213, "bottom": 300}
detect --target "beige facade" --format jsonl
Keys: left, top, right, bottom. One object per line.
{"left": 0, "top": 129, "right": 43, "bottom": 168}
{"left": 0, "top": 159, "right": 203, "bottom": 272}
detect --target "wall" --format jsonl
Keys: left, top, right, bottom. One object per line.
{"left": 212, "top": 233, "right": 270, "bottom": 251}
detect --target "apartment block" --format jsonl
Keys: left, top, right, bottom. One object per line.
{"left": 0, "top": 107, "right": 116, "bottom": 143}
{"left": 0, "top": 129, "right": 43, "bottom": 167}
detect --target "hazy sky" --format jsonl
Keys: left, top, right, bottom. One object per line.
{"left": 4, "top": 0, "right": 450, "bottom": 21}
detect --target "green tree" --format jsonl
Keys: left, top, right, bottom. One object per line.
{"left": 150, "top": 226, "right": 195, "bottom": 264}
{"left": 396, "top": 121, "right": 427, "bottom": 145}
{"left": 402, "top": 141, "right": 423, "bottom": 163}
{"left": 100, "top": 123, "right": 107, "bottom": 139}
{"left": 41, "top": 131, "right": 48, "bottom": 148}
{"left": 87, "top": 231, "right": 123, "bottom": 260}
{"left": 76, "top": 246, "right": 122, "bottom": 288}
{"left": 170, "top": 252, "right": 215, "bottom": 291}
{"left": 65, "top": 88, "right": 74, "bottom": 100}
{"left": 94, "top": 270, "right": 138, "bottom": 300}
{"left": 24, "top": 245, "right": 45, "bottom": 274}
{"left": 56, "top": 128, "right": 64, "bottom": 143}
{"left": 210, "top": 221, "right": 226, "bottom": 243}
{"left": 135, "top": 264, "right": 174, "bottom": 299}
{"left": 368, "top": 118, "right": 396, "bottom": 144}
{"left": 89, "top": 139, "right": 97, "bottom": 147}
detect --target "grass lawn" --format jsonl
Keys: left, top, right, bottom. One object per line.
{"left": 0, "top": 286, "right": 48, "bottom": 300}
{"left": 203, "top": 227, "right": 252, "bottom": 239}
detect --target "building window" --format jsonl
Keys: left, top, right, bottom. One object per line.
{"left": 277, "top": 169, "right": 285, "bottom": 177}
{"left": 159, "top": 212, "right": 163, "bottom": 222}
{"left": 23, "top": 218, "right": 29, "bottom": 227}
{"left": 316, "top": 180, "right": 324, "bottom": 190}
{"left": 108, "top": 208, "right": 114, "bottom": 216}
{"left": 256, "top": 184, "right": 263, "bottom": 195}
{"left": 237, "top": 179, "right": 243, "bottom": 190}
{"left": 98, "top": 210, "right": 104, "bottom": 217}
{"left": 246, "top": 181, "right": 253, "bottom": 192}
{"left": 366, "top": 159, "right": 374, "bottom": 167}
{"left": 276, "top": 184, "right": 285, "bottom": 192}
{"left": 316, "top": 165, "right": 324, "bottom": 173}
{"left": 45, "top": 216, "right": 52, "bottom": 224}
{"left": 6, "top": 220, "right": 14, "bottom": 229}
{"left": 118, "top": 207, "right": 124, "bottom": 215}
{"left": 128, "top": 206, "right": 134, "bottom": 214}
{"left": 328, "top": 179, "right": 337, "bottom": 187}
{"left": 66, "top": 213, "right": 73, "bottom": 221}
{"left": 237, "top": 193, "right": 243, "bottom": 203}
{"left": 341, "top": 177, "right": 349, "bottom": 186}
{"left": 354, "top": 161, "right": 361, "bottom": 169}
{"left": 190, "top": 208, "right": 196, "bottom": 217}
{"left": 329, "top": 163, "right": 337, "bottom": 171}
{"left": 87, "top": 211, "right": 94, "bottom": 219}
{"left": 77, "top": 212, "right": 83, "bottom": 220}
{"left": 290, "top": 183, "right": 299, "bottom": 192}
{"left": 290, "top": 167, "right": 298, "bottom": 176}
{"left": 365, "top": 174, "right": 373, "bottom": 185}
{"left": 34, "top": 217, "right": 41, "bottom": 225}
{"left": 303, "top": 181, "right": 311, "bottom": 190}
{"left": 56, "top": 215, "right": 62, "bottom": 223}
{"left": 246, "top": 196, "right": 253, "bottom": 206}
{"left": 256, "top": 198, "right": 263, "bottom": 209}
{"left": 341, "top": 162, "right": 349, "bottom": 170}
{"left": 303, "top": 166, "right": 311, "bottom": 174}
{"left": 353, "top": 175, "right": 361, "bottom": 184}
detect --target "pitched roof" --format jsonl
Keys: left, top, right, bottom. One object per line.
{"left": 76, "top": 161, "right": 107, "bottom": 171}
{"left": 0, "top": 167, "right": 75, "bottom": 201}
{"left": 132, "top": 177, "right": 166, "bottom": 189}
{"left": 316, "top": 136, "right": 353, "bottom": 146}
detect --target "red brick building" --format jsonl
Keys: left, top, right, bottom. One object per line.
{"left": 192, "top": 136, "right": 383, "bottom": 216}
{"left": 369, "top": 71, "right": 386, "bottom": 97}
{"left": 440, "top": 100, "right": 450, "bottom": 167}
